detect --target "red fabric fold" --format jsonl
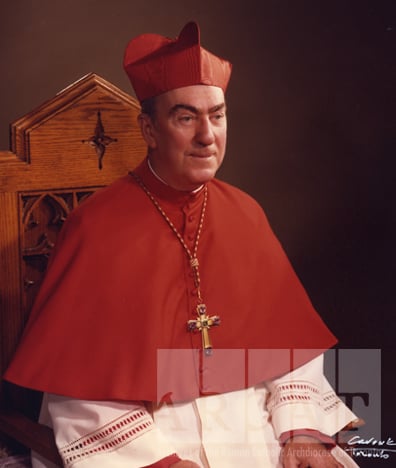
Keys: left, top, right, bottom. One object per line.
{"left": 5, "top": 158, "right": 337, "bottom": 402}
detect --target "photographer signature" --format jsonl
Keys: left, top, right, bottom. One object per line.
{"left": 346, "top": 435, "right": 396, "bottom": 460}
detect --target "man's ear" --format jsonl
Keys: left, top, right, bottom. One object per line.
{"left": 138, "top": 114, "right": 157, "bottom": 149}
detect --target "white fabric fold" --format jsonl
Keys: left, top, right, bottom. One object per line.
{"left": 33, "top": 354, "right": 360, "bottom": 467}
{"left": 35, "top": 394, "right": 176, "bottom": 468}
{"left": 266, "top": 355, "right": 358, "bottom": 438}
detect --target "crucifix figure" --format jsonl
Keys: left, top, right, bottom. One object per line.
{"left": 187, "top": 304, "right": 220, "bottom": 355}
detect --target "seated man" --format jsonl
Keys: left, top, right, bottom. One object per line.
{"left": 5, "top": 21, "right": 360, "bottom": 467}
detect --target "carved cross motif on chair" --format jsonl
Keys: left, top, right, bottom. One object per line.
{"left": 82, "top": 110, "right": 117, "bottom": 169}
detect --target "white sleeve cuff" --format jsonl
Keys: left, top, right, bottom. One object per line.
{"left": 46, "top": 394, "right": 177, "bottom": 468}
{"left": 265, "top": 354, "right": 358, "bottom": 438}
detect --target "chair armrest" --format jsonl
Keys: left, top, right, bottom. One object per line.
{"left": 0, "top": 409, "right": 62, "bottom": 466}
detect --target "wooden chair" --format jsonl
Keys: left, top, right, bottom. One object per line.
{"left": 0, "top": 73, "right": 146, "bottom": 465}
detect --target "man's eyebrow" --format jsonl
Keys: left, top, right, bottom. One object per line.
{"left": 209, "top": 103, "right": 226, "bottom": 113}
{"left": 169, "top": 102, "right": 226, "bottom": 116}
{"left": 169, "top": 104, "right": 198, "bottom": 115}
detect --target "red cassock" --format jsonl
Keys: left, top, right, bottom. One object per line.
{"left": 5, "top": 159, "right": 337, "bottom": 403}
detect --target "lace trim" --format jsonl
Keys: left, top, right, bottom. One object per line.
{"left": 59, "top": 409, "right": 153, "bottom": 466}
{"left": 267, "top": 381, "right": 343, "bottom": 414}
{"left": 323, "top": 390, "right": 343, "bottom": 412}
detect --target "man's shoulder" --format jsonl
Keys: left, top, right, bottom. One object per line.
{"left": 71, "top": 174, "right": 136, "bottom": 214}
{"left": 61, "top": 174, "right": 139, "bottom": 231}
{"left": 210, "top": 178, "right": 263, "bottom": 211}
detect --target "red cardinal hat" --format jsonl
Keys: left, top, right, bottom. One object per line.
{"left": 123, "top": 21, "right": 232, "bottom": 102}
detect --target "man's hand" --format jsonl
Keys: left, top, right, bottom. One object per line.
{"left": 281, "top": 436, "right": 344, "bottom": 467}
{"left": 169, "top": 460, "right": 201, "bottom": 468}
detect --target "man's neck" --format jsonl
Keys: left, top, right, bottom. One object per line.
{"left": 147, "top": 158, "right": 204, "bottom": 193}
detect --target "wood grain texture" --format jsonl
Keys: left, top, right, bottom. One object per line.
{"left": 0, "top": 193, "right": 21, "bottom": 375}
{"left": 1, "top": 74, "right": 145, "bottom": 192}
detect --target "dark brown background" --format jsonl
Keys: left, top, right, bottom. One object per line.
{"left": 1, "top": 0, "right": 394, "bottom": 465}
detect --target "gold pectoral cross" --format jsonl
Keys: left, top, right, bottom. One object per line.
{"left": 187, "top": 304, "right": 220, "bottom": 356}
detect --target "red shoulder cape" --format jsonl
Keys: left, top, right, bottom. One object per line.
{"left": 5, "top": 159, "right": 337, "bottom": 402}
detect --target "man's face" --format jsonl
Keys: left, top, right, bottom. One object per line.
{"left": 140, "top": 85, "right": 227, "bottom": 191}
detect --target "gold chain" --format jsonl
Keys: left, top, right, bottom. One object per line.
{"left": 129, "top": 171, "right": 207, "bottom": 303}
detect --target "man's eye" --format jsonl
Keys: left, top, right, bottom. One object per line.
{"left": 178, "top": 115, "right": 194, "bottom": 122}
{"left": 212, "top": 113, "right": 225, "bottom": 121}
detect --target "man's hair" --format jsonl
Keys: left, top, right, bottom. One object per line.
{"left": 140, "top": 96, "right": 157, "bottom": 120}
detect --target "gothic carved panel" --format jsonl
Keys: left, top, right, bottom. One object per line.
{"left": 19, "top": 188, "right": 101, "bottom": 312}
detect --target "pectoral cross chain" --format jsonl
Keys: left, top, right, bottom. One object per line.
{"left": 130, "top": 173, "right": 222, "bottom": 354}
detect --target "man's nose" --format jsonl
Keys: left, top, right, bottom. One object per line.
{"left": 195, "top": 118, "right": 215, "bottom": 146}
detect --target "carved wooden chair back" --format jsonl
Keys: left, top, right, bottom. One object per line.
{"left": 0, "top": 74, "right": 145, "bottom": 464}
